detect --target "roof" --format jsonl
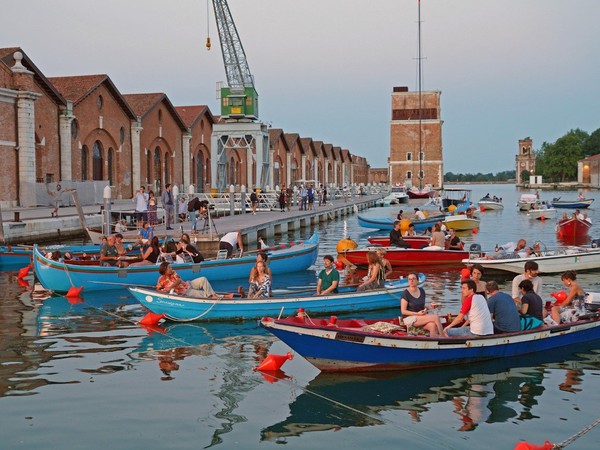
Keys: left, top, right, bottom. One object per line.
{"left": 48, "top": 74, "right": 136, "bottom": 119}
{"left": 581, "top": 154, "right": 600, "bottom": 163}
{"left": 0, "top": 47, "right": 67, "bottom": 106}
{"left": 174, "top": 105, "right": 213, "bottom": 128}
{"left": 299, "top": 137, "right": 313, "bottom": 156}
{"left": 122, "top": 93, "right": 187, "bottom": 131}
{"left": 284, "top": 133, "right": 300, "bottom": 151}
{"left": 268, "top": 128, "right": 289, "bottom": 151}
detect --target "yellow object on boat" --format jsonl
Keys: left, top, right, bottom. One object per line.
{"left": 336, "top": 237, "right": 357, "bottom": 253}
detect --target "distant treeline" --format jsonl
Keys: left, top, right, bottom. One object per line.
{"left": 444, "top": 170, "right": 515, "bottom": 182}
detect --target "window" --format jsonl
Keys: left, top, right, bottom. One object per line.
{"left": 119, "top": 126, "right": 125, "bottom": 144}
{"left": 71, "top": 119, "right": 78, "bottom": 139}
{"left": 97, "top": 95, "right": 103, "bottom": 111}
{"left": 92, "top": 140, "right": 103, "bottom": 180}
{"left": 108, "top": 148, "right": 114, "bottom": 185}
{"left": 164, "top": 152, "right": 170, "bottom": 185}
{"left": 419, "top": 170, "right": 424, "bottom": 179}
{"left": 154, "top": 148, "right": 162, "bottom": 191}
{"left": 419, "top": 152, "right": 425, "bottom": 161}
{"left": 81, "top": 145, "right": 89, "bottom": 180}
{"left": 407, "top": 171, "right": 412, "bottom": 179}
{"left": 158, "top": 109, "right": 163, "bottom": 124}
{"left": 406, "top": 152, "right": 412, "bottom": 161}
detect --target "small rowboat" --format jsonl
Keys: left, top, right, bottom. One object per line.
{"left": 407, "top": 185, "right": 435, "bottom": 199}
{"left": 33, "top": 233, "right": 319, "bottom": 292}
{"left": 527, "top": 207, "right": 556, "bottom": 220}
{"left": 367, "top": 235, "right": 430, "bottom": 249}
{"left": 358, "top": 214, "right": 446, "bottom": 232}
{"left": 444, "top": 214, "right": 480, "bottom": 231}
{"left": 557, "top": 216, "right": 592, "bottom": 239}
{"left": 551, "top": 197, "right": 594, "bottom": 209}
{"left": 344, "top": 246, "right": 469, "bottom": 266}
{"left": 0, "top": 243, "right": 107, "bottom": 268}
{"left": 260, "top": 312, "right": 600, "bottom": 372}
{"left": 129, "top": 274, "right": 426, "bottom": 322}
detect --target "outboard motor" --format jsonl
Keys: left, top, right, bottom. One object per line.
{"left": 591, "top": 239, "right": 600, "bottom": 248}
{"left": 469, "top": 243, "right": 482, "bottom": 258}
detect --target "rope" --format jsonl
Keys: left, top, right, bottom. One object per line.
{"left": 62, "top": 260, "right": 75, "bottom": 288}
{"left": 554, "top": 417, "right": 600, "bottom": 449}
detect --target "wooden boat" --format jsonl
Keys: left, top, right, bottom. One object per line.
{"left": 260, "top": 312, "right": 600, "bottom": 372}
{"left": 0, "top": 243, "right": 108, "bottom": 268}
{"left": 85, "top": 227, "right": 140, "bottom": 244}
{"left": 358, "top": 214, "right": 446, "bottom": 232}
{"left": 343, "top": 246, "right": 469, "bottom": 266}
{"left": 367, "top": 235, "right": 430, "bottom": 249}
{"left": 527, "top": 207, "right": 556, "bottom": 220}
{"left": 128, "top": 274, "right": 425, "bottom": 322}
{"left": 407, "top": 185, "right": 434, "bottom": 199}
{"left": 444, "top": 214, "right": 480, "bottom": 231}
{"left": 517, "top": 194, "right": 538, "bottom": 211}
{"left": 463, "top": 245, "right": 600, "bottom": 274}
{"left": 32, "top": 233, "right": 319, "bottom": 292}
{"left": 390, "top": 185, "right": 409, "bottom": 203}
{"left": 557, "top": 216, "right": 592, "bottom": 239}
{"left": 477, "top": 196, "right": 503, "bottom": 210}
{"left": 551, "top": 197, "right": 594, "bottom": 209}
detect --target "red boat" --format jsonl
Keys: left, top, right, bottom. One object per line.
{"left": 407, "top": 186, "right": 435, "bottom": 199}
{"left": 343, "top": 247, "right": 469, "bottom": 266}
{"left": 557, "top": 216, "right": 592, "bottom": 239}
{"left": 367, "top": 235, "right": 430, "bottom": 249}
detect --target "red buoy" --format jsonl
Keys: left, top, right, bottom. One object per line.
{"left": 67, "top": 296, "right": 84, "bottom": 305}
{"left": 256, "top": 352, "right": 293, "bottom": 372}
{"left": 17, "top": 264, "right": 32, "bottom": 279}
{"left": 66, "top": 286, "right": 84, "bottom": 298}
{"left": 334, "top": 260, "right": 345, "bottom": 270}
{"left": 479, "top": 206, "right": 485, "bottom": 212}
{"left": 514, "top": 440, "right": 553, "bottom": 450}
{"left": 472, "top": 228, "right": 479, "bottom": 234}
{"left": 460, "top": 268, "right": 471, "bottom": 281}
{"left": 139, "top": 312, "right": 166, "bottom": 326}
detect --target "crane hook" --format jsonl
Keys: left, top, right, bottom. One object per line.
{"left": 206, "top": 37, "right": 211, "bottom": 50}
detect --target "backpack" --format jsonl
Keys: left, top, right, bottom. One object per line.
{"left": 250, "top": 192, "right": 258, "bottom": 202}
{"left": 188, "top": 197, "right": 199, "bottom": 212}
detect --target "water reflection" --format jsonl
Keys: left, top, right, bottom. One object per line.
{"left": 261, "top": 344, "right": 600, "bottom": 441}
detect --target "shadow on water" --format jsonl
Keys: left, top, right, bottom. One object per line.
{"left": 261, "top": 342, "right": 600, "bottom": 441}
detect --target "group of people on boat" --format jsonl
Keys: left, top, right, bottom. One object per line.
{"left": 398, "top": 260, "right": 587, "bottom": 338}
{"left": 481, "top": 193, "right": 502, "bottom": 203}
{"left": 389, "top": 219, "right": 463, "bottom": 250}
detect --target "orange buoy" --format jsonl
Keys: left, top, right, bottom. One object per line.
{"left": 551, "top": 290, "right": 568, "bottom": 306}
{"left": 460, "top": 268, "right": 471, "bottom": 281}
{"left": 480, "top": 206, "right": 486, "bottom": 212}
{"left": 17, "top": 278, "right": 30, "bottom": 288}
{"left": 139, "top": 323, "right": 166, "bottom": 334}
{"left": 336, "top": 237, "right": 357, "bottom": 253}
{"left": 334, "top": 260, "right": 345, "bottom": 270}
{"left": 540, "top": 216, "right": 546, "bottom": 221}
{"left": 139, "top": 312, "right": 166, "bottom": 326}
{"left": 514, "top": 440, "right": 553, "bottom": 450}
{"left": 259, "top": 369, "right": 289, "bottom": 384}
{"left": 67, "top": 296, "right": 84, "bottom": 305}
{"left": 472, "top": 228, "right": 479, "bottom": 234}
{"left": 256, "top": 352, "right": 293, "bottom": 372}
{"left": 17, "top": 264, "right": 32, "bottom": 279}
{"left": 66, "top": 286, "right": 84, "bottom": 298}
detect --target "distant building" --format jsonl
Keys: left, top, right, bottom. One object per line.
{"left": 389, "top": 86, "right": 443, "bottom": 188}
{"left": 516, "top": 137, "right": 535, "bottom": 184}
{"left": 369, "top": 168, "right": 388, "bottom": 184}
{"left": 578, "top": 154, "right": 600, "bottom": 186}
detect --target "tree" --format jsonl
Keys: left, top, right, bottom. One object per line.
{"left": 520, "top": 169, "right": 531, "bottom": 184}
{"left": 582, "top": 127, "right": 600, "bottom": 156}
{"left": 535, "top": 129, "right": 588, "bottom": 181}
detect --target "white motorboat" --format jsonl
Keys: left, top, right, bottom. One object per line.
{"left": 517, "top": 193, "right": 538, "bottom": 211}
{"left": 390, "top": 185, "right": 409, "bottom": 203}
{"left": 527, "top": 206, "right": 556, "bottom": 220}
{"left": 478, "top": 196, "right": 503, "bottom": 210}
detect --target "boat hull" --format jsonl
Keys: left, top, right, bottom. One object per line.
{"left": 444, "top": 215, "right": 480, "bottom": 231}
{"left": 558, "top": 217, "right": 591, "bottom": 238}
{"left": 551, "top": 199, "right": 594, "bottom": 209}
{"left": 527, "top": 208, "right": 556, "bottom": 220}
{"left": 345, "top": 247, "right": 468, "bottom": 266}
{"left": 33, "top": 234, "right": 319, "bottom": 292}
{"left": 463, "top": 247, "right": 600, "bottom": 274}
{"left": 477, "top": 200, "right": 503, "bottom": 210}
{"left": 0, "top": 244, "right": 104, "bottom": 268}
{"left": 367, "top": 236, "right": 430, "bottom": 249}
{"left": 358, "top": 214, "right": 446, "bottom": 232}
{"left": 260, "top": 315, "right": 600, "bottom": 372}
{"left": 129, "top": 275, "right": 425, "bottom": 322}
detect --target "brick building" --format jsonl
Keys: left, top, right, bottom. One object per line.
{"left": 0, "top": 46, "right": 372, "bottom": 208}
{"left": 515, "top": 137, "right": 535, "bottom": 185}
{"left": 389, "top": 86, "right": 443, "bottom": 188}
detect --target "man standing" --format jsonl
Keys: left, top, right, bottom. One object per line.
{"left": 133, "top": 186, "right": 149, "bottom": 229}
{"left": 300, "top": 184, "right": 308, "bottom": 211}
{"left": 512, "top": 260, "right": 542, "bottom": 308}
{"left": 445, "top": 279, "right": 494, "bottom": 337}
{"left": 161, "top": 183, "right": 174, "bottom": 230}
{"left": 317, "top": 255, "right": 340, "bottom": 295}
{"left": 486, "top": 280, "right": 520, "bottom": 333}
{"left": 389, "top": 220, "right": 410, "bottom": 248}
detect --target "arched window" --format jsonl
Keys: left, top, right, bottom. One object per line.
{"left": 291, "top": 159, "right": 298, "bottom": 183}
{"left": 146, "top": 150, "right": 151, "bottom": 183}
{"left": 154, "top": 147, "right": 162, "bottom": 192}
{"left": 273, "top": 159, "right": 280, "bottom": 188}
{"left": 196, "top": 153, "right": 204, "bottom": 192}
{"left": 81, "top": 145, "right": 89, "bottom": 180}
{"left": 92, "top": 140, "right": 103, "bottom": 180}
{"left": 108, "top": 148, "right": 114, "bottom": 185}
{"left": 164, "top": 152, "right": 170, "bottom": 185}
{"left": 229, "top": 157, "right": 235, "bottom": 186}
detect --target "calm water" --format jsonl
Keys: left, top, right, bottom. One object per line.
{"left": 1, "top": 184, "right": 600, "bottom": 449}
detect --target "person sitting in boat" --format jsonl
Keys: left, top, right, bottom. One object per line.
{"left": 422, "top": 226, "right": 432, "bottom": 236}
{"left": 248, "top": 261, "right": 271, "bottom": 299}
{"left": 551, "top": 270, "right": 585, "bottom": 324}
{"left": 492, "top": 239, "right": 527, "bottom": 259}
{"left": 423, "top": 223, "right": 445, "bottom": 250}
{"left": 485, "top": 280, "right": 520, "bottom": 334}
{"left": 176, "top": 233, "right": 203, "bottom": 264}
{"left": 470, "top": 264, "right": 487, "bottom": 299}
{"left": 376, "top": 248, "right": 393, "bottom": 280}
{"left": 396, "top": 209, "right": 404, "bottom": 221}
{"left": 115, "top": 219, "right": 128, "bottom": 233}
{"left": 448, "top": 228, "right": 463, "bottom": 250}
{"left": 137, "top": 221, "right": 153, "bottom": 244}
{"left": 403, "top": 223, "right": 416, "bottom": 237}
{"left": 316, "top": 254, "right": 340, "bottom": 295}
{"left": 483, "top": 193, "right": 491, "bottom": 199}
{"left": 578, "top": 191, "right": 585, "bottom": 200}
{"left": 100, "top": 235, "right": 122, "bottom": 267}
{"left": 512, "top": 261, "right": 542, "bottom": 308}
{"left": 113, "top": 233, "right": 131, "bottom": 268}
{"left": 517, "top": 279, "right": 545, "bottom": 321}
{"left": 390, "top": 220, "right": 410, "bottom": 248}
{"left": 573, "top": 209, "right": 585, "bottom": 221}
{"left": 156, "top": 262, "right": 222, "bottom": 299}
{"left": 444, "top": 279, "right": 494, "bottom": 337}
{"left": 129, "top": 236, "right": 161, "bottom": 266}
{"left": 465, "top": 208, "right": 474, "bottom": 219}
{"left": 436, "top": 219, "right": 447, "bottom": 233}
{"left": 246, "top": 252, "right": 273, "bottom": 297}
{"left": 583, "top": 213, "right": 592, "bottom": 224}
{"left": 400, "top": 272, "right": 444, "bottom": 337}
{"left": 414, "top": 208, "right": 426, "bottom": 221}
{"left": 356, "top": 251, "right": 385, "bottom": 291}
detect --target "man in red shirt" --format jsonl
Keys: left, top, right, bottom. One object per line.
{"left": 444, "top": 279, "right": 494, "bottom": 337}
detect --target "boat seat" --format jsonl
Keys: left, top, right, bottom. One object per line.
{"left": 215, "top": 249, "right": 229, "bottom": 260}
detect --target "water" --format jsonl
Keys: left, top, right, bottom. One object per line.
{"left": 1, "top": 184, "right": 600, "bottom": 449}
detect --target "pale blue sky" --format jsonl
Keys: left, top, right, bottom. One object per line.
{"left": 3, "top": 0, "right": 600, "bottom": 173}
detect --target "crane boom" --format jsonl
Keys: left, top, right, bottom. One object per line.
{"left": 211, "top": 0, "right": 259, "bottom": 120}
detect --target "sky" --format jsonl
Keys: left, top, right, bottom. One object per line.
{"left": 3, "top": 0, "right": 600, "bottom": 174}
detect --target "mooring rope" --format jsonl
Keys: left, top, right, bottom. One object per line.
{"left": 554, "top": 417, "right": 600, "bottom": 449}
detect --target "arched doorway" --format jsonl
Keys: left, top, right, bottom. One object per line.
{"left": 196, "top": 153, "right": 204, "bottom": 192}
{"left": 92, "top": 140, "right": 103, "bottom": 180}
{"left": 154, "top": 147, "right": 162, "bottom": 193}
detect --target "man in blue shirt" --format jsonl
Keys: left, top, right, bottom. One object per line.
{"left": 486, "top": 280, "right": 520, "bottom": 333}
{"left": 317, "top": 255, "right": 340, "bottom": 295}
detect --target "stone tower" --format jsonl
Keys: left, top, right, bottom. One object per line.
{"left": 516, "top": 137, "right": 535, "bottom": 184}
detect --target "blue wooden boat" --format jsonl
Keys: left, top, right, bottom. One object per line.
{"left": 0, "top": 243, "right": 105, "bottom": 268}
{"left": 550, "top": 197, "right": 594, "bottom": 209}
{"left": 357, "top": 214, "right": 445, "bottom": 232}
{"left": 33, "top": 233, "right": 319, "bottom": 293}
{"left": 260, "top": 312, "right": 600, "bottom": 372}
{"left": 128, "top": 274, "right": 425, "bottom": 322}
